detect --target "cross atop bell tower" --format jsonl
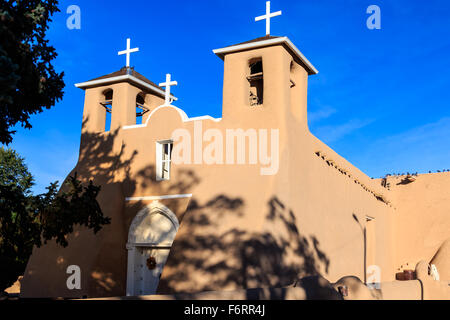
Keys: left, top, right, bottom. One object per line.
{"left": 255, "top": 1, "right": 282, "bottom": 36}
{"left": 118, "top": 38, "right": 140, "bottom": 68}
{"left": 159, "top": 74, "right": 178, "bottom": 106}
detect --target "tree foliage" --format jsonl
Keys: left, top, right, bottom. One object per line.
{"left": 0, "top": 148, "right": 110, "bottom": 292}
{"left": 0, "top": 0, "right": 64, "bottom": 144}
{"left": 0, "top": 146, "right": 34, "bottom": 193}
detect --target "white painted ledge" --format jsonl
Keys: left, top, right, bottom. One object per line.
{"left": 213, "top": 36, "right": 319, "bottom": 75}
{"left": 122, "top": 105, "right": 222, "bottom": 130}
{"left": 75, "top": 74, "right": 178, "bottom": 101}
{"left": 125, "top": 194, "right": 193, "bottom": 201}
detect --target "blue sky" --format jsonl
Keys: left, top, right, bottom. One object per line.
{"left": 7, "top": 0, "right": 450, "bottom": 194}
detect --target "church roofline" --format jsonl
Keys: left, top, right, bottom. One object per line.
{"left": 213, "top": 36, "right": 318, "bottom": 75}
{"left": 123, "top": 105, "right": 222, "bottom": 130}
{"left": 74, "top": 69, "right": 178, "bottom": 101}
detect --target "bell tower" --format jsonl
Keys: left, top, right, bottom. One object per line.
{"left": 213, "top": 1, "right": 318, "bottom": 125}
{"left": 213, "top": 36, "right": 318, "bottom": 125}
{"left": 75, "top": 38, "right": 175, "bottom": 134}
{"left": 75, "top": 67, "right": 169, "bottom": 133}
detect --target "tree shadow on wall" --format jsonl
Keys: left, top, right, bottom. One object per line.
{"left": 121, "top": 165, "right": 204, "bottom": 235}
{"left": 59, "top": 118, "right": 141, "bottom": 297}
{"left": 158, "top": 195, "right": 330, "bottom": 299}
{"left": 20, "top": 118, "right": 143, "bottom": 298}
{"left": 66, "top": 120, "right": 332, "bottom": 299}
{"left": 75, "top": 121, "right": 207, "bottom": 297}
{"left": 75, "top": 118, "right": 138, "bottom": 187}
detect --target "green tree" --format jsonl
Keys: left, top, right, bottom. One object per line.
{"left": 0, "top": 147, "right": 34, "bottom": 193}
{"left": 0, "top": 0, "right": 64, "bottom": 145}
{"left": 0, "top": 147, "right": 110, "bottom": 292}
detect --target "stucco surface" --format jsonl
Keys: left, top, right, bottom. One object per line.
{"left": 20, "top": 39, "right": 449, "bottom": 299}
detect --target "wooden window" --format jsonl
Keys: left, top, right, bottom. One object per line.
{"left": 156, "top": 141, "right": 173, "bottom": 181}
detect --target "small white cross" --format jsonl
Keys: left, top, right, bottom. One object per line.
{"left": 118, "top": 38, "right": 139, "bottom": 68}
{"left": 255, "top": 1, "right": 282, "bottom": 36}
{"left": 159, "top": 74, "right": 178, "bottom": 106}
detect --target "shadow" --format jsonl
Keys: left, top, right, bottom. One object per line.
{"left": 75, "top": 118, "right": 138, "bottom": 186}
{"left": 396, "top": 177, "right": 415, "bottom": 185}
{"left": 72, "top": 119, "right": 212, "bottom": 297}
{"left": 24, "top": 117, "right": 332, "bottom": 300}
{"left": 352, "top": 213, "right": 366, "bottom": 283}
{"left": 22, "top": 118, "right": 142, "bottom": 298}
{"left": 293, "top": 275, "right": 342, "bottom": 300}
{"left": 158, "top": 195, "right": 331, "bottom": 300}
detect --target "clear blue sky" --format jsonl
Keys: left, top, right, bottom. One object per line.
{"left": 7, "top": 0, "right": 450, "bottom": 194}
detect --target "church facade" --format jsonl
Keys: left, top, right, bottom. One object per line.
{"left": 20, "top": 20, "right": 450, "bottom": 298}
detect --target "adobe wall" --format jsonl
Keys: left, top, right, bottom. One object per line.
{"left": 18, "top": 101, "right": 416, "bottom": 298}
{"left": 20, "top": 133, "right": 130, "bottom": 298}
{"left": 282, "top": 121, "right": 396, "bottom": 283}
{"left": 21, "top": 42, "right": 443, "bottom": 299}
{"left": 386, "top": 173, "right": 450, "bottom": 272}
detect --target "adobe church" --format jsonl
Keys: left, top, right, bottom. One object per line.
{"left": 20, "top": 2, "right": 449, "bottom": 299}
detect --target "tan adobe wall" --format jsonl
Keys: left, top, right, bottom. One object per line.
{"left": 20, "top": 40, "right": 447, "bottom": 299}
{"left": 386, "top": 173, "right": 450, "bottom": 272}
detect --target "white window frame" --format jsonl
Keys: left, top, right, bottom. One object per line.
{"left": 156, "top": 140, "right": 173, "bottom": 181}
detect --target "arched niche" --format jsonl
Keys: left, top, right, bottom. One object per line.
{"left": 126, "top": 201, "right": 179, "bottom": 296}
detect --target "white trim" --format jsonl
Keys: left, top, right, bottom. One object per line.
{"left": 122, "top": 124, "right": 147, "bottom": 130}
{"left": 128, "top": 242, "right": 173, "bottom": 248}
{"left": 155, "top": 141, "right": 163, "bottom": 181}
{"left": 126, "top": 246, "right": 136, "bottom": 295}
{"left": 127, "top": 202, "right": 180, "bottom": 244}
{"left": 122, "top": 105, "right": 222, "bottom": 130}
{"left": 74, "top": 74, "right": 178, "bottom": 101}
{"left": 125, "top": 194, "right": 193, "bottom": 202}
{"left": 156, "top": 140, "right": 173, "bottom": 181}
{"left": 213, "top": 36, "right": 319, "bottom": 75}
{"left": 188, "top": 115, "right": 223, "bottom": 122}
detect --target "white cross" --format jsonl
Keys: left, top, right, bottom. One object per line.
{"left": 118, "top": 38, "right": 139, "bottom": 68}
{"left": 159, "top": 74, "right": 178, "bottom": 106}
{"left": 255, "top": 1, "right": 282, "bottom": 36}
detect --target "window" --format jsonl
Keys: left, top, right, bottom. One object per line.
{"left": 247, "top": 59, "right": 263, "bottom": 106}
{"left": 100, "top": 89, "right": 113, "bottom": 131}
{"left": 136, "top": 93, "right": 150, "bottom": 125}
{"left": 156, "top": 141, "right": 173, "bottom": 181}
